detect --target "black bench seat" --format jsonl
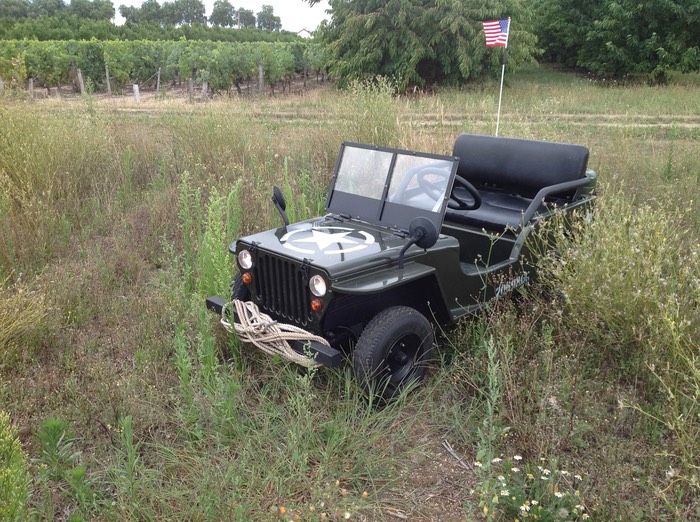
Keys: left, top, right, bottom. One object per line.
{"left": 446, "top": 134, "right": 594, "bottom": 232}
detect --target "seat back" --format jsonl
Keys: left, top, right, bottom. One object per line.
{"left": 452, "top": 134, "right": 590, "bottom": 199}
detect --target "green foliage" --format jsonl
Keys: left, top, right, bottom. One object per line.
{"left": 196, "top": 183, "right": 241, "bottom": 299}
{"left": 256, "top": 4, "right": 281, "bottom": 32}
{"left": 537, "top": 194, "right": 699, "bottom": 498}
{"left": 318, "top": 0, "right": 538, "bottom": 91}
{"left": 539, "top": 197, "right": 698, "bottom": 379}
{"left": 0, "top": 411, "right": 30, "bottom": 521}
{"left": 237, "top": 8, "right": 256, "bottom": 29}
{"left": 34, "top": 417, "right": 100, "bottom": 518}
{"left": 0, "top": 39, "right": 304, "bottom": 92}
{"left": 209, "top": 0, "right": 236, "bottom": 27}
{"left": 35, "top": 417, "right": 78, "bottom": 481}
{"left": 534, "top": 0, "right": 700, "bottom": 80}
{"left": 0, "top": 14, "right": 302, "bottom": 43}
{"left": 477, "top": 456, "right": 590, "bottom": 521}
{"left": 113, "top": 416, "right": 141, "bottom": 509}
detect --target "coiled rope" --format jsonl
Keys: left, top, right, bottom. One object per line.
{"left": 220, "top": 299, "right": 326, "bottom": 368}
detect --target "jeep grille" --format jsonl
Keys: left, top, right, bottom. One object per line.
{"left": 254, "top": 253, "right": 310, "bottom": 325}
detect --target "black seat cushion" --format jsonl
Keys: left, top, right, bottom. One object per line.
{"left": 452, "top": 134, "right": 589, "bottom": 199}
{"left": 446, "top": 134, "right": 589, "bottom": 231}
{"left": 446, "top": 190, "right": 548, "bottom": 231}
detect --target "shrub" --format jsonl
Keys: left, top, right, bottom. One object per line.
{"left": 0, "top": 411, "right": 30, "bottom": 521}
{"left": 539, "top": 193, "right": 698, "bottom": 380}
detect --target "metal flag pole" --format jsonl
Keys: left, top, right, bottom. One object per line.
{"left": 495, "top": 18, "right": 511, "bottom": 137}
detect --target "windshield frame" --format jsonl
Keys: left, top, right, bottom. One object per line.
{"left": 325, "top": 142, "right": 458, "bottom": 232}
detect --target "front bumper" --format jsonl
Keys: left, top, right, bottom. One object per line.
{"left": 205, "top": 296, "right": 343, "bottom": 367}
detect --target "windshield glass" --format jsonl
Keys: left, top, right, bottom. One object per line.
{"left": 326, "top": 143, "right": 458, "bottom": 231}
{"left": 387, "top": 155, "right": 454, "bottom": 211}
{"left": 335, "top": 147, "right": 393, "bottom": 199}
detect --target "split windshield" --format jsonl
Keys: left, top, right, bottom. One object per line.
{"left": 327, "top": 143, "right": 458, "bottom": 231}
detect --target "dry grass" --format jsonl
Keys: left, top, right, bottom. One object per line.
{"left": 0, "top": 65, "right": 698, "bottom": 520}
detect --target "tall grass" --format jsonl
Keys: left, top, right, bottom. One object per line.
{"left": 0, "top": 68, "right": 698, "bottom": 519}
{"left": 0, "top": 280, "right": 47, "bottom": 371}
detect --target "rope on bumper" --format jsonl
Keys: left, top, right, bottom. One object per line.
{"left": 220, "top": 299, "right": 326, "bottom": 368}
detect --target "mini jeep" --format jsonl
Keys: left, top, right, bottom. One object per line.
{"left": 206, "top": 133, "right": 596, "bottom": 398}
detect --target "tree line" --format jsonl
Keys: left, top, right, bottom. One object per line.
{"left": 0, "top": 0, "right": 284, "bottom": 32}
{"left": 533, "top": 0, "right": 700, "bottom": 82}
{"left": 2, "top": 0, "right": 699, "bottom": 91}
{"left": 306, "top": 0, "right": 699, "bottom": 88}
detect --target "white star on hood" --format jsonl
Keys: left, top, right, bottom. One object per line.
{"left": 294, "top": 229, "right": 360, "bottom": 250}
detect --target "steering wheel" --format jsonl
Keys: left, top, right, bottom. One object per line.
{"left": 448, "top": 175, "right": 482, "bottom": 210}
{"left": 417, "top": 171, "right": 482, "bottom": 211}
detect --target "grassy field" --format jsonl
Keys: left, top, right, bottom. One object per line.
{"left": 1, "top": 66, "right": 699, "bottom": 521}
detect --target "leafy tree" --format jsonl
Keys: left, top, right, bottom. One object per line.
{"left": 579, "top": 0, "right": 700, "bottom": 81}
{"left": 256, "top": 4, "right": 280, "bottom": 31}
{"left": 209, "top": 0, "right": 235, "bottom": 27}
{"left": 139, "top": 0, "right": 162, "bottom": 24}
{"left": 68, "top": 0, "right": 115, "bottom": 21}
{"left": 159, "top": 1, "right": 180, "bottom": 25}
{"left": 30, "top": 0, "right": 67, "bottom": 17}
{"left": 236, "top": 8, "right": 255, "bottom": 28}
{"left": 118, "top": 4, "right": 139, "bottom": 23}
{"left": 0, "top": 0, "right": 31, "bottom": 19}
{"left": 309, "top": 0, "right": 538, "bottom": 91}
{"left": 534, "top": 0, "right": 700, "bottom": 80}
{"left": 172, "top": 0, "right": 206, "bottom": 25}
{"left": 532, "top": 0, "right": 601, "bottom": 68}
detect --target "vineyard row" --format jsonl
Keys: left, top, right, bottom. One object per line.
{"left": 0, "top": 39, "right": 328, "bottom": 93}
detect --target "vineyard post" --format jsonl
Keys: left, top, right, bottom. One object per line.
{"left": 0, "top": 76, "right": 4, "bottom": 95}
{"left": 105, "top": 65, "right": 111, "bottom": 95}
{"left": 133, "top": 84, "right": 140, "bottom": 103}
{"left": 258, "top": 62, "right": 264, "bottom": 94}
{"left": 29, "top": 78, "right": 34, "bottom": 99}
{"left": 202, "top": 80, "right": 208, "bottom": 101}
{"left": 77, "top": 69, "right": 85, "bottom": 96}
{"left": 188, "top": 78, "right": 194, "bottom": 103}
{"left": 156, "top": 68, "right": 161, "bottom": 95}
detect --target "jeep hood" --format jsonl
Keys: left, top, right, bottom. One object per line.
{"left": 235, "top": 217, "right": 430, "bottom": 278}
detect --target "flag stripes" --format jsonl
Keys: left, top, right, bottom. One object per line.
{"left": 482, "top": 19, "right": 510, "bottom": 48}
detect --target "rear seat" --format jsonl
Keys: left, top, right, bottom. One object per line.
{"left": 447, "top": 134, "right": 593, "bottom": 232}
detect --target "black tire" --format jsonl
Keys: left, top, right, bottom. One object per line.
{"left": 231, "top": 273, "right": 250, "bottom": 302}
{"left": 353, "top": 306, "right": 433, "bottom": 400}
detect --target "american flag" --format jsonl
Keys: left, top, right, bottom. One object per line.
{"left": 482, "top": 19, "right": 510, "bottom": 48}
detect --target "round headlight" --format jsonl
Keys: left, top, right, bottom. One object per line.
{"left": 309, "top": 275, "right": 327, "bottom": 297}
{"left": 238, "top": 249, "right": 253, "bottom": 269}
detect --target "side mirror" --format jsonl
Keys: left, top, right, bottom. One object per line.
{"left": 272, "top": 185, "right": 289, "bottom": 226}
{"left": 398, "top": 217, "right": 438, "bottom": 269}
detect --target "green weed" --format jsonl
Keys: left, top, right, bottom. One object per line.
{"left": 0, "top": 411, "right": 30, "bottom": 521}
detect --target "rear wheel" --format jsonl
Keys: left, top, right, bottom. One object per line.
{"left": 353, "top": 306, "right": 433, "bottom": 400}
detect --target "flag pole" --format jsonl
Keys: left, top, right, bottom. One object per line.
{"left": 495, "top": 17, "right": 510, "bottom": 137}
{"left": 495, "top": 53, "right": 506, "bottom": 136}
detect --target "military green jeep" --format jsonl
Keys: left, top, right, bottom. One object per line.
{"left": 206, "top": 133, "right": 596, "bottom": 398}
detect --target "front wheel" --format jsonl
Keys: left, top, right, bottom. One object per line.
{"left": 353, "top": 306, "right": 434, "bottom": 400}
